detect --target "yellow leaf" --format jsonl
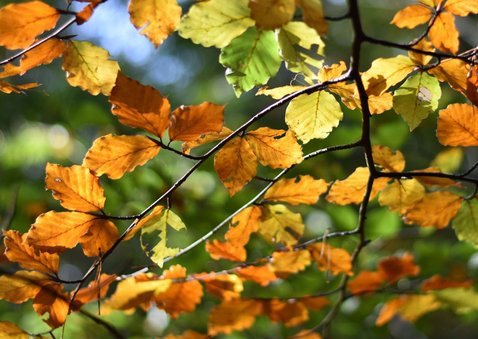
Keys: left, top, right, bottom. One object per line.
{"left": 225, "top": 206, "right": 262, "bottom": 246}
{"left": 404, "top": 191, "right": 463, "bottom": 229}
{"left": 437, "top": 104, "right": 478, "bottom": 146}
{"left": 428, "top": 59, "right": 469, "bottom": 93}
{"left": 0, "top": 271, "right": 46, "bottom": 304}
{"left": 79, "top": 219, "right": 119, "bottom": 257}
{"left": 249, "top": 0, "right": 295, "bottom": 30}
{"left": 214, "top": 137, "right": 257, "bottom": 196}
{"left": 362, "top": 55, "right": 416, "bottom": 96}
{"left": 264, "top": 299, "right": 309, "bottom": 327}
{"left": 0, "top": 321, "right": 32, "bottom": 339}
{"left": 45, "top": 163, "right": 105, "bottom": 213}
{"left": 378, "top": 179, "right": 426, "bottom": 214}
{"left": 431, "top": 147, "right": 464, "bottom": 173}
{"left": 246, "top": 127, "right": 303, "bottom": 168}
{"left": 309, "top": 243, "right": 353, "bottom": 276}
{"left": 296, "top": 0, "right": 328, "bottom": 34}
{"left": 264, "top": 175, "right": 328, "bottom": 205}
{"left": 391, "top": 5, "right": 432, "bottom": 28}
{"left": 170, "top": 102, "right": 224, "bottom": 142}
{"left": 208, "top": 298, "right": 262, "bottom": 336}
{"left": 206, "top": 240, "right": 247, "bottom": 262}
{"left": 285, "top": 91, "right": 343, "bottom": 143}
{"left": 109, "top": 73, "right": 171, "bottom": 137}
{"left": 429, "top": 12, "right": 459, "bottom": 53}
{"left": 83, "top": 134, "right": 160, "bottom": 179}
{"left": 62, "top": 40, "right": 120, "bottom": 96}
{"left": 444, "top": 0, "right": 478, "bottom": 16}
{"left": 259, "top": 204, "right": 304, "bottom": 246}
{"left": 318, "top": 61, "right": 348, "bottom": 82}
{"left": 326, "top": 167, "right": 390, "bottom": 205}
{"left": 129, "top": 0, "right": 181, "bottom": 48}
{"left": 376, "top": 295, "right": 441, "bottom": 326}
{"left": 372, "top": 145, "right": 406, "bottom": 172}
{"left": 413, "top": 167, "right": 459, "bottom": 187}
{"left": 0, "top": 1, "right": 60, "bottom": 49}
{"left": 182, "top": 127, "right": 233, "bottom": 154}
{"left": 378, "top": 253, "right": 420, "bottom": 283}
{"left": 256, "top": 85, "right": 306, "bottom": 99}
{"left": 3, "top": 230, "right": 59, "bottom": 274}
{"left": 271, "top": 249, "right": 311, "bottom": 275}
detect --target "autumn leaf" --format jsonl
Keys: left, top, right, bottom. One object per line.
{"left": 214, "top": 137, "right": 257, "bottom": 196}
{"left": 413, "top": 167, "right": 458, "bottom": 187}
{"left": 164, "top": 331, "right": 207, "bottom": 339}
{"left": 79, "top": 218, "right": 118, "bottom": 257}
{"left": 208, "top": 298, "right": 262, "bottom": 336}
{"left": 376, "top": 295, "right": 441, "bottom": 326}
{"left": 434, "top": 288, "right": 478, "bottom": 314}
{"left": 246, "top": 127, "right": 303, "bottom": 168}
{"left": 0, "top": 1, "right": 60, "bottom": 49}
{"left": 3, "top": 230, "right": 59, "bottom": 274}
{"left": 83, "top": 134, "right": 160, "bottom": 179}
{"left": 431, "top": 147, "right": 464, "bottom": 173}
{"left": 62, "top": 40, "right": 120, "bottom": 96}
{"left": 110, "top": 73, "right": 171, "bottom": 137}
{"left": 296, "top": 0, "right": 328, "bottom": 34}
{"left": 0, "top": 270, "right": 46, "bottom": 304}
{"left": 372, "top": 145, "right": 406, "bottom": 172}
{"left": 256, "top": 85, "right": 306, "bottom": 99}
{"left": 32, "top": 283, "right": 69, "bottom": 328}
{"left": 379, "top": 179, "right": 426, "bottom": 214}
{"left": 182, "top": 127, "right": 233, "bottom": 154}
{"left": 169, "top": 102, "right": 224, "bottom": 142}
{"left": 0, "top": 321, "right": 35, "bottom": 339}
{"left": 259, "top": 204, "right": 304, "bottom": 246}
{"left": 197, "top": 274, "right": 243, "bottom": 300}
{"left": 270, "top": 249, "right": 311, "bottom": 276}
{"left": 140, "top": 206, "right": 186, "bottom": 267}
{"left": 348, "top": 271, "right": 385, "bottom": 295}
{"left": 264, "top": 175, "right": 328, "bottom": 205}
{"left": 225, "top": 206, "right": 262, "bottom": 246}
{"left": 408, "top": 39, "right": 434, "bottom": 66}
{"left": 309, "top": 243, "right": 353, "bottom": 276}
{"left": 264, "top": 299, "right": 309, "bottom": 327}
{"left": 236, "top": 265, "right": 277, "bottom": 286}
{"left": 444, "top": 0, "right": 478, "bottom": 16}
{"left": 0, "top": 80, "right": 39, "bottom": 94}
{"left": 452, "top": 199, "right": 478, "bottom": 247}
{"left": 178, "top": 0, "right": 254, "bottom": 48}
{"left": 391, "top": 4, "right": 432, "bottom": 28}
{"left": 206, "top": 240, "right": 247, "bottom": 262}
{"left": 75, "top": 274, "right": 117, "bottom": 305}
{"left": 437, "top": 104, "right": 478, "bottom": 147}
{"left": 45, "top": 163, "right": 105, "bottom": 213}
{"left": 129, "top": 0, "right": 181, "bottom": 48}
{"left": 155, "top": 265, "right": 203, "bottom": 318}
{"left": 378, "top": 253, "right": 420, "bottom": 283}
{"left": 75, "top": 0, "right": 102, "bottom": 25}
{"left": 421, "top": 275, "right": 473, "bottom": 291}
{"left": 429, "top": 12, "right": 459, "bottom": 53}
{"left": 249, "top": 0, "right": 295, "bottom": 30}
{"left": 466, "top": 65, "right": 478, "bottom": 106}
{"left": 428, "top": 59, "right": 469, "bottom": 94}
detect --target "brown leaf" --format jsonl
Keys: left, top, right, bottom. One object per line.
{"left": 378, "top": 253, "right": 420, "bottom": 283}
{"left": 83, "top": 134, "right": 160, "bottom": 179}
{"left": 391, "top": 5, "right": 432, "bottom": 28}
{"left": 421, "top": 274, "right": 473, "bottom": 291}
{"left": 437, "top": 104, "right": 478, "bottom": 147}
{"left": 264, "top": 175, "right": 328, "bottom": 205}
{"left": 413, "top": 167, "right": 458, "bottom": 187}
{"left": 0, "top": 1, "right": 60, "bottom": 49}
{"left": 76, "top": 0, "right": 102, "bottom": 25}
{"left": 110, "top": 73, "right": 171, "bottom": 137}
{"left": 264, "top": 299, "right": 309, "bottom": 327}
{"left": 348, "top": 271, "right": 385, "bottom": 295}
{"left": 206, "top": 240, "right": 247, "bottom": 262}
{"left": 208, "top": 298, "right": 262, "bottom": 336}
{"left": 466, "top": 65, "right": 478, "bottom": 106}
{"left": 225, "top": 206, "right": 262, "bottom": 247}
{"left": 79, "top": 219, "right": 119, "bottom": 257}
{"left": 45, "top": 163, "right": 105, "bottom": 213}
{"left": 429, "top": 12, "right": 459, "bottom": 53}
{"left": 170, "top": 102, "right": 224, "bottom": 142}
{"left": 236, "top": 265, "right": 277, "bottom": 286}
{"left": 309, "top": 243, "right": 353, "bottom": 276}
{"left": 3, "top": 230, "right": 59, "bottom": 274}
{"left": 271, "top": 249, "right": 311, "bottom": 276}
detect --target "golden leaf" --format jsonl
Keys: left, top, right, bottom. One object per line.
{"left": 0, "top": 321, "right": 32, "bottom": 339}
{"left": 376, "top": 295, "right": 441, "bottom": 326}
{"left": 79, "top": 219, "right": 119, "bottom": 257}
{"left": 259, "top": 204, "right": 304, "bottom": 246}
{"left": 83, "top": 134, "right": 160, "bottom": 179}
{"left": 75, "top": 274, "right": 117, "bottom": 306}
{"left": 182, "top": 127, "right": 233, "bottom": 154}
{"left": 45, "top": 163, "right": 105, "bottom": 213}
{"left": 225, "top": 205, "right": 262, "bottom": 246}
{"left": 264, "top": 299, "right": 309, "bottom": 327}
{"left": 444, "top": 0, "right": 478, "bottom": 16}
{"left": 428, "top": 59, "right": 469, "bottom": 93}
{"left": 196, "top": 273, "right": 243, "bottom": 300}
{"left": 391, "top": 5, "right": 432, "bottom": 28}
{"left": 466, "top": 65, "right": 478, "bottom": 106}
{"left": 206, "top": 240, "right": 247, "bottom": 262}
{"left": 129, "top": 0, "right": 182, "bottom": 47}
{"left": 236, "top": 265, "right": 277, "bottom": 286}
{"left": 208, "top": 298, "right": 262, "bottom": 336}
{"left": 249, "top": 0, "right": 295, "bottom": 30}
{"left": 0, "top": 80, "right": 39, "bottom": 94}
{"left": 378, "top": 179, "right": 426, "bottom": 214}
{"left": 264, "top": 175, "right": 328, "bottom": 205}
{"left": 110, "top": 73, "right": 171, "bottom": 137}
{"left": 372, "top": 145, "right": 406, "bottom": 172}
{"left": 309, "top": 243, "right": 353, "bottom": 276}
{"left": 296, "top": 0, "right": 328, "bottom": 34}
{"left": 429, "top": 12, "right": 459, "bottom": 53}
{"left": 32, "top": 283, "right": 69, "bottom": 328}
{"left": 271, "top": 249, "right": 311, "bottom": 276}
{"left": 0, "top": 270, "right": 46, "bottom": 304}
{"left": 408, "top": 39, "right": 434, "bottom": 66}
{"left": 256, "top": 85, "right": 306, "bottom": 99}
{"left": 437, "top": 104, "right": 478, "bottom": 147}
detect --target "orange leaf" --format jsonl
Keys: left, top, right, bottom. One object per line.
{"left": 155, "top": 265, "right": 203, "bottom": 318}
{"left": 378, "top": 253, "right": 420, "bottom": 283}
{"left": 0, "top": 270, "right": 46, "bottom": 303}
{"left": 75, "top": 274, "right": 117, "bottom": 305}
{"left": 109, "top": 73, "right": 171, "bottom": 137}
{"left": 83, "top": 134, "right": 160, "bottom": 179}
{"left": 249, "top": 0, "right": 295, "bottom": 30}
{"left": 429, "top": 12, "right": 459, "bottom": 53}
{"left": 79, "top": 219, "right": 119, "bottom": 257}
{"left": 466, "top": 65, "right": 478, "bottom": 106}
{"left": 421, "top": 274, "right": 473, "bottom": 291}
{"left": 206, "top": 240, "right": 247, "bottom": 262}
{"left": 292, "top": 331, "right": 323, "bottom": 339}
{"left": 429, "top": 59, "right": 469, "bottom": 93}
{"left": 444, "top": 0, "right": 478, "bottom": 16}
{"left": 0, "top": 39, "right": 66, "bottom": 78}
{"left": 208, "top": 298, "right": 262, "bottom": 336}
{"left": 45, "top": 163, "right": 105, "bottom": 213}
{"left": 348, "top": 271, "right": 385, "bottom": 295}
{"left": 0, "top": 1, "right": 60, "bottom": 49}
{"left": 129, "top": 0, "right": 182, "bottom": 48}
{"left": 214, "top": 137, "right": 257, "bottom": 196}
{"left": 296, "top": 0, "right": 327, "bottom": 34}
{"left": 264, "top": 175, "right": 328, "bottom": 205}
{"left": 264, "top": 299, "right": 309, "bottom": 327}
{"left": 76, "top": 0, "right": 102, "bottom": 25}
{"left": 170, "top": 102, "right": 224, "bottom": 142}
{"left": 408, "top": 39, "right": 434, "bottom": 66}
{"left": 391, "top": 5, "right": 432, "bottom": 28}
{"left": 26, "top": 211, "right": 105, "bottom": 251}
{"left": 3, "top": 230, "right": 59, "bottom": 274}
{"left": 225, "top": 205, "right": 262, "bottom": 247}
{"left": 376, "top": 295, "right": 441, "bottom": 326}
{"left": 300, "top": 296, "right": 330, "bottom": 311}
{"left": 404, "top": 191, "right": 463, "bottom": 228}
{"left": 32, "top": 283, "right": 70, "bottom": 328}
{"left": 182, "top": 127, "right": 233, "bottom": 154}
{"left": 318, "top": 61, "right": 348, "bottom": 82}
{"left": 0, "top": 321, "right": 31, "bottom": 338}
{"left": 413, "top": 167, "right": 458, "bottom": 187}
{"left": 437, "top": 104, "right": 478, "bottom": 147}
{"left": 196, "top": 273, "right": 243, "bottom": 301}
{"left": 326, "top": 167, "right": 390, "bottom": 205}
{"left": 164, "top": 331, "right": 208, "bottom": 339}
{"left": 236, "top": 265, "right": 277, "bottom": 286}
{"left": 271, "top": 249, "right": 311, "bottom": 276}
{"left": 372, "top": 145, "right": 406, "bottom": 172}
{"left": 309, "top": 243, "right": 353, "bottom": 276}
{"left": 0, "top": 80, "right": 40, "bottom": 94}
{"left": 245, "top": 127, "right": 303, "bottom": 168}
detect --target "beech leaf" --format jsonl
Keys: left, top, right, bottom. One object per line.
{"left": 264, "top": 175, "right": 328, "bottom": 205}
{"left": 437, "top": 104, "right": 478, "bottom": 147}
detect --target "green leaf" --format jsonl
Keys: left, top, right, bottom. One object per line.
{"left": 259, "top": 204, "right": 304, "bottom": 246}
{"left": 220, "top": 27, "right": 281, "bottom": 96}
{"left": 177, "top": 0, "right": 254, "bottom": 48}
{"left": 435, "top": 288, "right": 478, "bottom": 314}
{"left": 140, "top": 207, "right": 186, "bottom": 267}
{"left": 285, "top": 90, "right": 343, "bottom": 143}
{"left": 452, "top": 199, "right": 478, "bottom": 247}
{"left": 393, "top": 72, "right": 441, "bottom": 131}
{"left": 277, "top": 21, "right": 325, "bottom": 80}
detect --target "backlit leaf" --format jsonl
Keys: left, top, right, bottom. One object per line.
{"left": 408, "top": 39, "right": 434, "bottom": 66}
{"left": 391, "top": 5, "right": 432, "bottom": 28}
{"left": 296, "top": 0, "right": 327, "bottom": 34}
{"left": 129, "top": 0, "right": 181, "bottom": 47}
{"left": 431, "top": 148, "right": 464, "bottom": 173}
{"left": 75, "top": 274, "right": 117, "bottom": 305}
{"left": 0, "top": 322, "right": 32, "bottom": 339}
{"left": 75, "top": 0, "right": 102, "bottom": 25}
{"left": 256, "top": 85, "right": 306, "bottom": 99}
{"left": 220, "top": 27, "right": 281, "bottom": 96}
{"left": 32, "top": 283, "right": 70, "bottom": 328}
{"left": 444, "top": 0, "right": 478, "bottom": 16}
{"left": 264, "top": 299, "right": 309, "bottom": 327}
{"left": 309, "top": 243, "right": 353, "bottom": 276}
{"left": 271, "top": 249, "right": 311, "bottom": 275}
{"left": 429, "top": 59, "right": 469, "bottom": 93}
{"left": 421, "top": 275, "right": 473, "bottom": 291}
{"left": 379, "top": 179, "right": 426, "bottom": 214}
{"left": 264, "top": 175, "right": 328, "bottom": 205}
{"left": 170, "top": 102, "right": 224, "bottom": 142}
{"left": 83, "top": 134, "right": 160, "bottom": 179}
{"left": 437, "top": 104, "right": 478, "bottom": 147}
{"left": 182, "top": 127, "right": 233, "bottom": 154}
{"left": 208, "top": 298, "right": 262, "bottom": 336}
{"left": 249, "top": 0, "right": 295, "bottom": 30}
{"left": 225, "top": 206, "right": 262, "bottom": 246}
{"left": 452, "top": 199, "right": 478, "bottom": 247}
{"left": 259, "top": 204, "right": 304, "bottom": 246}
{"left": 110, "top": 73, "right": 171, "bottom": 137}
{"left": 197, "top": 274, "right": 243, "bottom": 301}
{"left": 0, "top": 271, "right": 46, "bottom": 304}
{"left": 0, "top": 80, "right": 39, "bottom": 94}
{"left": 429, "top": 12, "right": 459, "bottom": 53}
{"left": 378, "top": 253, "right": 420, "bottom": 283}
{"left": 285, "top": 90, "right": 343, "bottom": 143}
{"left": 376, "top": 295, "right": 441, "bottom": 326}
{"left": 214, "top": 137, "right": 257, "bottom": 196}
{"left": 372, "top": 145, "right": 406, "bottom": 172}
{"left": 178, "top": 0, "right": 254, "bottom": 48}
{"left": 0, "top": 1, "right": 60, "bottom": 49}
{"left": 348, "top": 271, "right": 385, "bottom": 295}
{"left": 466, "top": 65, "right": 478, "bottom": 106}
{"left": 246, "top": 127, "right": 303, "bottom": 168}
{"left": 236, "top": 265, "right": 277, "bottom": 286}
{"left": 79, "top": 219, "right": 118, "bottom": 257}
{"left": 62, "top": 40, "right": 120, "bottom": 96}
{"left": 45, "top": 163, "right": 105, "bottom": 213}
{"left": 206, "top": 240, "right": 246, "bottom": 262}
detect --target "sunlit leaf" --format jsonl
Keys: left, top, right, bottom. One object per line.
{"left": 408, "top": 39, "right": 434, "bottom": 66}
{"left": 75, "top": 274, "right": 117, "bottom": 305}
{"left": 79, "top": 218, "right": 118, "bottom": 257}
{"left": 391, "top": 5, "right": 432, "bottom": 28}
{"left": 309, "top": 243, "right": 353, "bottom": 276}
{"left": 376, "top": 295, "right": 441, "bottom": 326}
{"left": 0, "top": 80, "right": 39, "bottom": 94}
{"left": 437, "top": 104, "right": 478, "bottom": 147}
{"left": 372, "top": 145, "right": 406, "bottom": 172}
{"left": 182, "top": 127, "right": 233, "bottom": 154}
{"left": 428, "top": 59, "right": 469, "bottom": 93}
{"left": 466, "top": 65, "right": 478, "bottom": 106}
{"left": 75, "top": 0, "right": 102, "bottom": 25}
{"left": 206, "top": 240, "right": 246, "bottom": 262}
{"left": 208, "top": 298, "right": 262, "bottom": 336}
{"left": 0, "top": 321, "right": 33, "bottom": 339}
{"left": 434, "top": 288, "right": 478, "bottom": 314}
{"left": 348, "top": 271, "right": 385, "bottom": 295}
{"left": 452, "top": 199, "right": 478, "bottom": 247}
{"left": 378, "top": 253, "right": 420, "bottom": 283}
{"left": 264, "top": 299, "right": 309, "bottom": 327}
{"left": 32, "top": 283, "right": 69, "bottom": 328}
{"left": 379, "top": 179, "right": 426, "bottom": 214}
{"left": 259, "top": 204, "right": 304, "bottom": 246}
{"left": 256, "top": 85, "right": 306, "bottom": 99}
{"left": 248, "top": 0, "right": 295, "bottom": 30}
{"left": 429, "top": 12, "right": 459, "bottom": 53}
{"left": 270, "top": 249, "right": 311, "bottom": 275}
{"left": 296, "top": 0, "right": 327, "bottom": 34}
{"left": 444, "top": 0, "right": 478, "bottom": 16}
{"left": 264, "top": 175, "right": 328, "bottom": 205}
{"left": 196, "top": 273, "right": 243, "bottom": 300}
{"left": 225, "top": 206, "right": 262, "bottom": 246}
{"left": 236, "top": 265, "right": 277, "bottom": 286}
{"left": 0, "top": 270, "right": 46, "bottom": 304}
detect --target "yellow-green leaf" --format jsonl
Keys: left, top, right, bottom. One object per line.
{"left": 259, "top": 204, "right": 304, "bottom": 246}
{"left": 452, "top": 199, "right": 478, "bottom": 247}
{"left": 379, "top": 179, "right": 426, "bottom": 214}
{"left": 248, "top": 0, "right": 295, "bottom": 30}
